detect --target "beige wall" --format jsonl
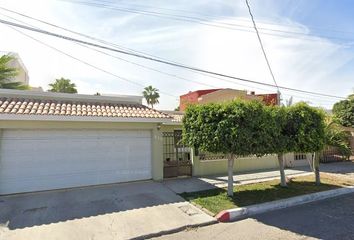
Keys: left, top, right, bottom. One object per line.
{"left": 198, "top": 89, "right": 262, "bottom": 105}
{"left": 192, "top": 154, "right": 279, "bottom": 176}
{"left": 162, "top": 124, "right": 281, "bottom": 176}
{"left": 284, "top": 153, "right": 312, "bottom": 168}
{"left": 161, "top": 124, "right": 182, "bottom": 132}
{"left": 0, "top": 120, "right": 164, "bottom": 181}
{"left": 7, "top": 57, "right": 29, "bottom": 85}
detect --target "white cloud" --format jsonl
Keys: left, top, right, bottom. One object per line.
{"left": 0, "top": 0, "right": 352, "bottom": 110}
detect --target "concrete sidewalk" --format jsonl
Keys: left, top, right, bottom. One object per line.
{"left": 164, "top": 161, "right": 354, "bottom": 194}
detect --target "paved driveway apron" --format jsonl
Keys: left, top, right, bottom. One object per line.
{"left": 0, "top": 181, "right": 214, "bottom": 240}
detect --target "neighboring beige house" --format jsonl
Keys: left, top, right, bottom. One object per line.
{"left": 2, "top": 52, "right": 43, "bottom": 91}
{"left": 198, "top": 89, "right": 262, "bottom": 105}
{"left": 5, "top": 52, "right": 29, "bottom": 85}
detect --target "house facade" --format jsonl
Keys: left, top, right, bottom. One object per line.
{"left": 0, "top": 89, "right": 171, "bottom": 195}
{"left": 5, "top": 52, "right": 29, "bottom": 86}
{"left": 0, "top": 89, "right": 311, "bottom": 195}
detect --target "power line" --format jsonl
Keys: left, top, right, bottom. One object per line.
{"left": 0, "top": 7, "right": 290, "bottom": 96}
{"left": 57, "top": 0, "right": 354, "bottom": 43}
{"left": 0, "top": 6, "right": 347, "bottom": 103}
{"left": 0, "top": 11, "right": 341, "bottom": 106}
{"left": 0, "top": 18, "right": 345, "bottom": 100}
{"left": 0, "top": 10, "right": 255, "bottom": 91}
{"left": 1, "top": 15, "right": 338, "bottom": 106}
{"left": 81, "top": 0, "right": 354, "bottom": 37}
{"left": 245, "top": 0, "right": 279, "bottom": 93}
{"left": 1, "top": 19, "right": 177, "bottom": 99}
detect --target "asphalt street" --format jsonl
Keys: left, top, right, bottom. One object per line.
{"left": 155, "top": 192, "right": 354, "bottom": 240}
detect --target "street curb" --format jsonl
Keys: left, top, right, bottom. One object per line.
{"left": 216, "top": 186, "right": 354, "bottom": 222}
{"left": 130, "top": 219, "right": 218, "bottom": 240}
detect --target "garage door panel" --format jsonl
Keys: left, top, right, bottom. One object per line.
{"left": 0, "top": 129, "right": 152, "bottom": 194}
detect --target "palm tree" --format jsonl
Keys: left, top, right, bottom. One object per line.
{"left": 142, "top": 85, "right": 160, "bottom": 109}
{"left": 0, "top": 54, "right": 29, "bottom": 90}
{"left": 48, "top": 78, "right": 78, "bottom": 93}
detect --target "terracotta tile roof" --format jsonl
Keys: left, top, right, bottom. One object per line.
{"left": 0, "top": 97, "right": 171, "bottom": 119}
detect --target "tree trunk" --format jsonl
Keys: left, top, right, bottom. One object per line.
{"left": 313, "top": 152, "right": 321, "bottom": 185}
{"left": 227, "top": 154, "right": 235, "bottom": 197}
{"left": 278, "top": 153, "right": 287, "bottom": 187}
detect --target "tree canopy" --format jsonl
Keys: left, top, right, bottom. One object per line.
{"left": 48, "top": 78, "right": 78, "bottom": 93}
{"left": 183, "top": 100, "right": 326, "bottom": 156}
{"left": 332, "top": 96, "right": 354, "bottom": 128}
{"left": 183, "top": 100, "right": 326, "bottom": 195}
{"left": 142, "top": 85, "right": 160, "bottom": 109}
{"left": 0, "top": 54, "right": 29, "bottom": 90}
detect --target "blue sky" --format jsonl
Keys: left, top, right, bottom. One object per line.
{"left": 0, "top": 0, "right": 353, "bottom": 109}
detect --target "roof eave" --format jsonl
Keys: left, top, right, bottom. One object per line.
{"left": 0, "top": 89, "right": 143, "bottom": 104}
{"left": 0, "top": 114, "right": 172, "bottom": 123}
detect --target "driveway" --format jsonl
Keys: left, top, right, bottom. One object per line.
{"left": 0, "top": 181, "right": 215, "bottom": 240}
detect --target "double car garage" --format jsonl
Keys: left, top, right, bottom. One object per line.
{"left": 0, "top": 129, "right": 153, "bottom": 195}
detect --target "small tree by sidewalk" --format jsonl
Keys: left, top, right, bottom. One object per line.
{"left": 285, "top": 103, "right": 326, "bottom": 185}
{"left": 183, "top": 100, "right": 274, "bottom": 196}
{"left": 269, "top": 104, "right": 326, "bottom": 187}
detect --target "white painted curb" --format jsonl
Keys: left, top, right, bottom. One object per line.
{"left": 216, "top": 186, "right": 354, "bottom": 222}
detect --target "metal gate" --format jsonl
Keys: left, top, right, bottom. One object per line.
{"left": 320, "top": 146, "right": 348, "bottom": 163}
{"left": 163, "top": 130, "right": 192, "bottom": 178}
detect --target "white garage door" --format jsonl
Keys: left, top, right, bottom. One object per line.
{"left": 0, "top": 129, "right": 152, "bottom": 195}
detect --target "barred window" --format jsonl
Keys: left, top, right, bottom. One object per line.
{"left": 294, "top": 153, "right": 307, "bottom": 160}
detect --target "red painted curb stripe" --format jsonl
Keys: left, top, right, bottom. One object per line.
{"left": 216, "top": 210, "right": 230, "bottom": 222}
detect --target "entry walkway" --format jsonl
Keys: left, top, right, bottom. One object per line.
{"left": 164, "top": 161, "right": 354, "bottom": 194}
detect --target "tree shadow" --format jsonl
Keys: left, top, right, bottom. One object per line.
{"left": 181, "top": 180, "right": 341, "bottom": 212}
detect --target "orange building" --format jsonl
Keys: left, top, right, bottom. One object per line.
{"left": 179, "top": 88, "right": 279, "bottom": 111}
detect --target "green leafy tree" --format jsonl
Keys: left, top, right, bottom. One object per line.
{"left": 261, "top": 103, "right": 326, "bottom": 187}
{"left": 183, "top": 101, "right": 326, "bottom": 195}
{"left": 0, "top": 54, "right": 29, "bottom": 90}
{"left": 332, "top": 95, "right": 354, "bottom": 128}
{"left": 142, "top": 85, "right": 160, "bottom": 109}
{"left": 183, "top": 100, "right": 275, "bottom": 196}
{"left": 285, "top": 103, "right": 326, "bottom": 185}
{"left": 48, "top": 78, "right": 77, "bottom": 93}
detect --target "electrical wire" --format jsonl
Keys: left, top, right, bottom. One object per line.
{"left": 0, "top": 6, "right": 346, "bottom": 104}
{"left": 80, "top": 0, "right": 354, "bottom": 37}
{"left": 57, "top": 0, "right": 354, "bottom": 43}
{"left": 245, "top": 0, "right": 279, "bottom": 93}
{"left": 2, "top": 19, "right": 177, "bottom": 99}
{"left": 0, "top": 18, "right": 346, "bottom": 100}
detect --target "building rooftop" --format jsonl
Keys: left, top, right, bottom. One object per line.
{"left": 0, "top": 89, "right": 171, "bottom": 121}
